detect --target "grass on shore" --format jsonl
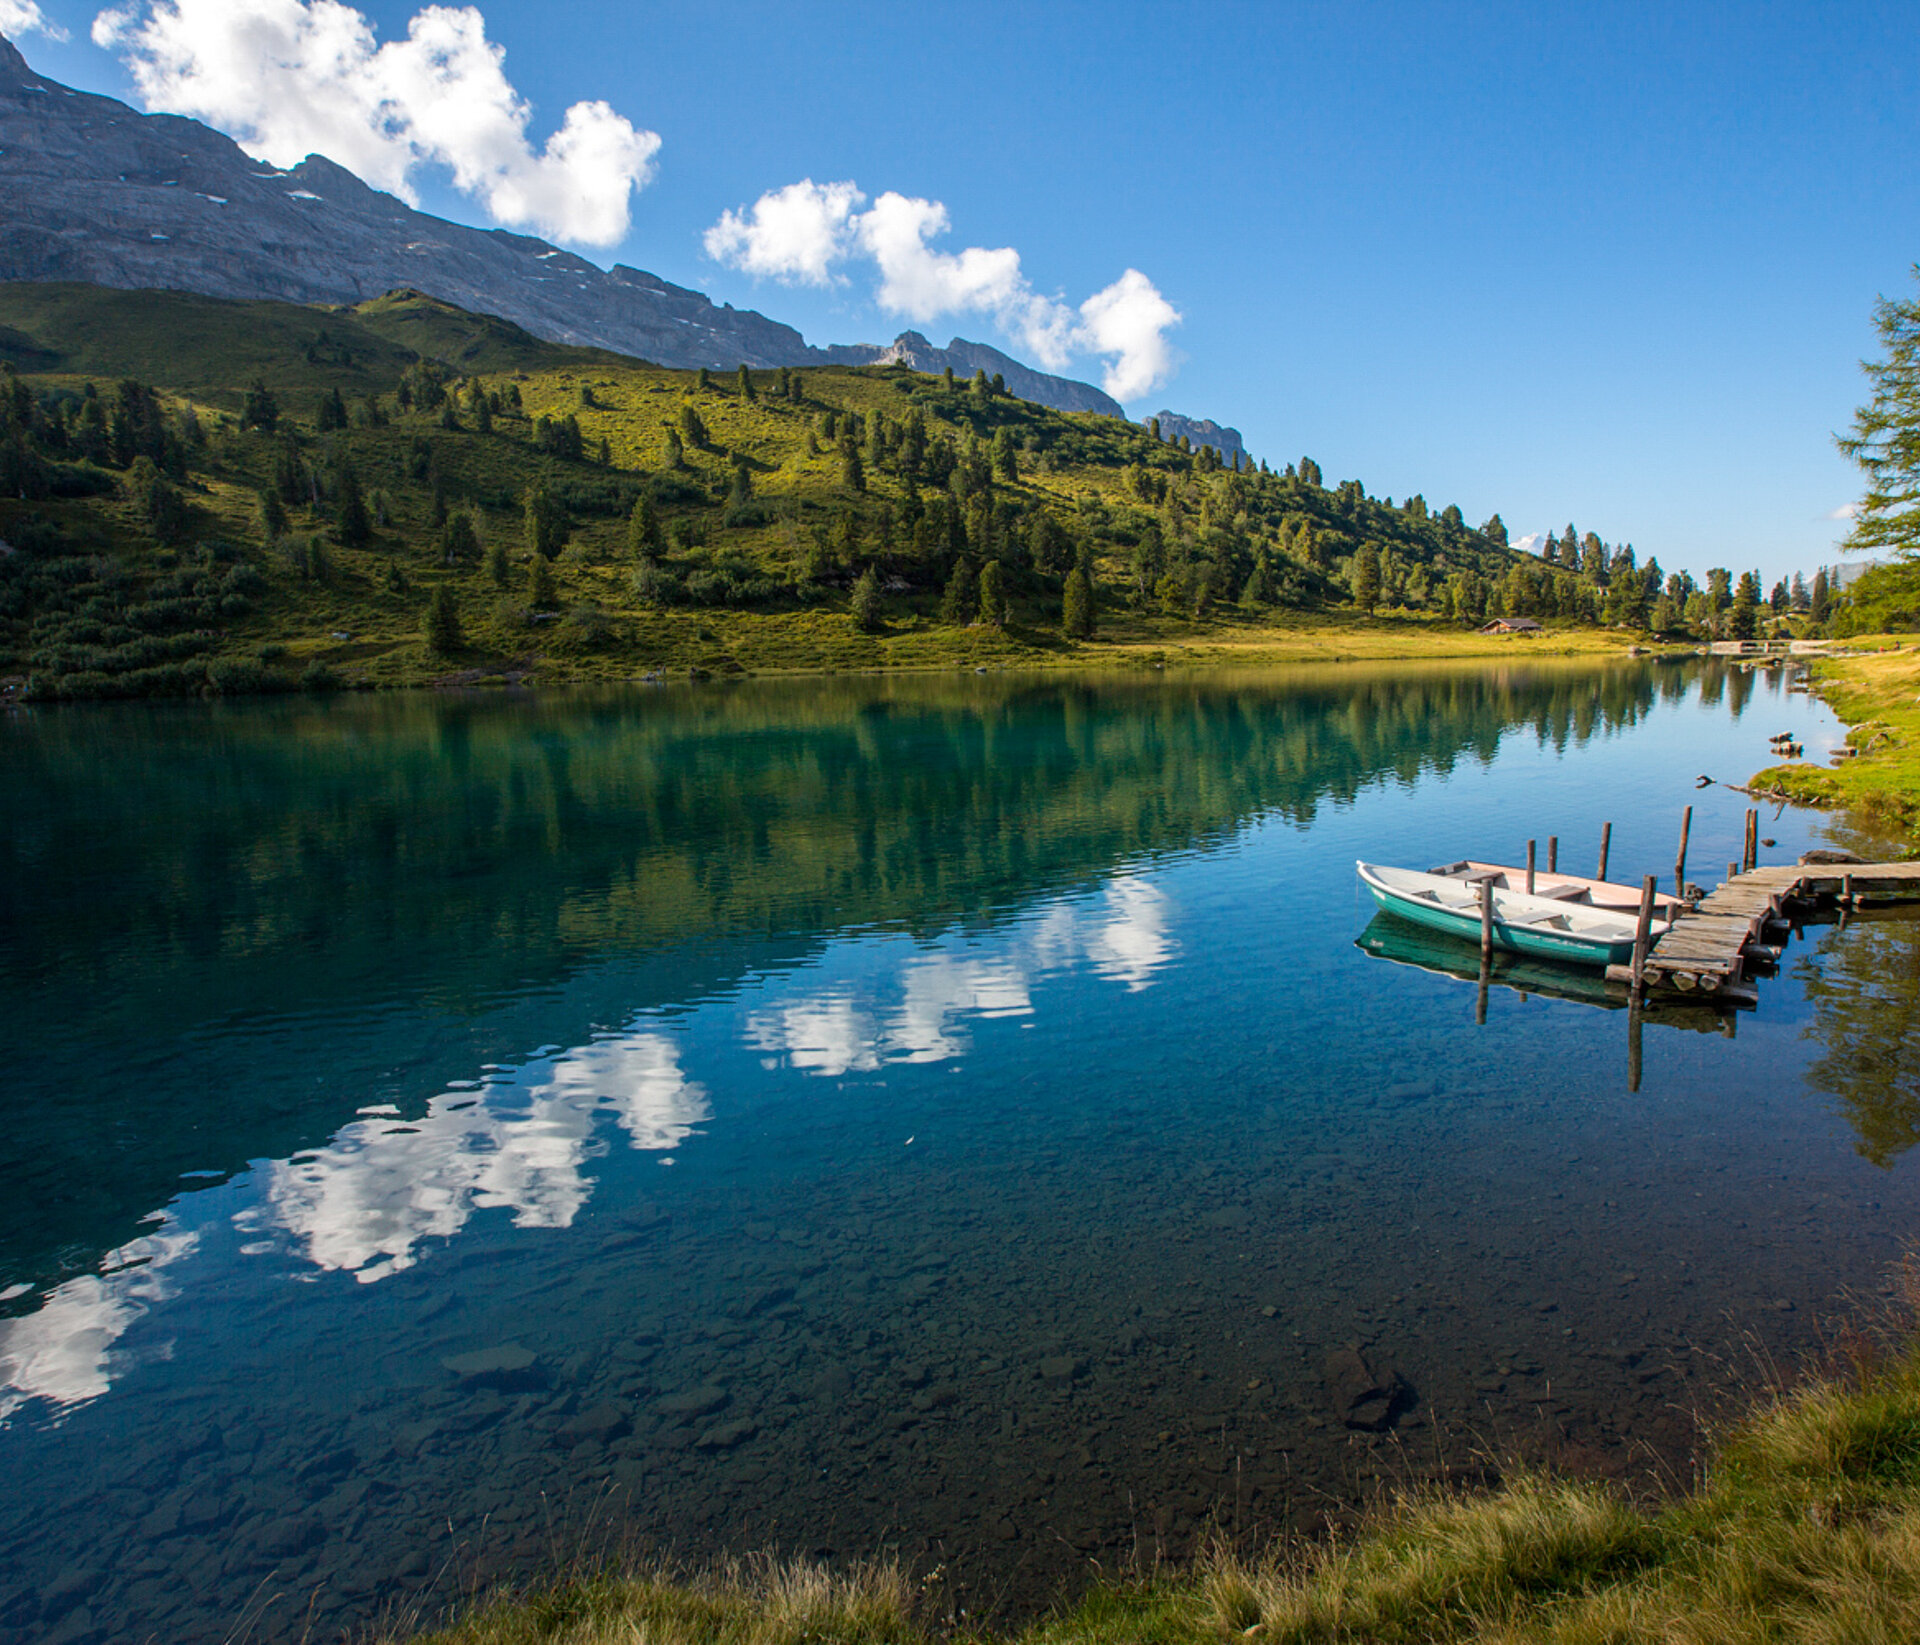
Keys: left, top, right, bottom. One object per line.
{"left": 1750, "top": 641, "right": 1920, "bottom": 841}
{"left": 396, "top": 1297, "right": 1920, "bottom": 1645}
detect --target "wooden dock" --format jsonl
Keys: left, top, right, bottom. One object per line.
{"left": 1604, "top": 859, "right": 1920, "bottom": 1004}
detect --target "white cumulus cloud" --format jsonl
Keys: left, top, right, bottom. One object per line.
{"left": 706, "top": 178, "right": 1182, "bottom": 402}
{"left": 90, "top": 0, "right": 660, "bottom": 246}
{"left": 1, "top": 0, "right": 68, "bottom": 39}
{"left": 704, "top": 177, "right": 864, "bottom": 285}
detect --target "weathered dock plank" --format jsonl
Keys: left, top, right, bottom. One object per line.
{"left": 1621, "top": 850, "right": 1920, "bottom": 1002}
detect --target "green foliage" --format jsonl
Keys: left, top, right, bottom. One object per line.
{"left": 425, "top": 583, "right": 462, "bottom": 654}
{"left": 1351, "top": 543, "right": 1382, "bottom": 613}
{"left": 524, "top": 482, "right": 568, "bottom": 558}
{"left": 978, "top": 559, "right": 1008, "bottom": 627}
{"left": 940, "top": 557, "right": 978, "bottom": 626}
{"left": 529, "top": 552, "right": 557, "bottom": 609}
{"left": 849, "top": 564, "right": 883, "bottom": 632}
{"left": 1838, "top": 264, "right": 1920, "bottom": 561}
{"left": 1062, "top": 565, "right": 1095, "bottom": 638}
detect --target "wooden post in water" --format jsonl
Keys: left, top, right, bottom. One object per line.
{"left": 1479, "top": 877, "right": 1494, "bottom": 959}
{"left": 1627, "top": 999, "right": 1644, "bottom": 1093}
{"left": 1630, "top": 873, "right": 1657, "bottom": 1001}
{"left": 1476, "top": 953, "right": 1490, "bottom": 1027}
{"left": 1728, "top": 860, "right": 1739, "bottom": 884}
{"left": 1526, "top": 838, "right": 1537, "bottom": 895}
{"left": 1548, "top": 835, "right": 1558, "bottom": 873}
{"left": 1597, "top": 822, "right": 1612, "bottom": 882}
{"left": 1744, "top": 808, "right": 1759, "bottom": 872}
{"left": 1675, "top": 805, "right": 1692, "bottom": 896}
{"left": 1843, "top": 872, "right": 1856, "bottom": 909}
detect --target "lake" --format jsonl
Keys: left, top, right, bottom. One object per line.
{"left": 3, "top": 658, "right": 1918, "bottom": 1645}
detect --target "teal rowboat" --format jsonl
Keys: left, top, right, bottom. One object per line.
{"left": 1356, "top": 860, "right": 1670, "bottom": 969}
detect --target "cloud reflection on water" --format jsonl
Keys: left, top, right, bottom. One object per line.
{"left": 0, "top": 871, "right": 1171, "bottom": 1416}
{"left": 747, "top": 875, "right": 1173, "bottom": 1072}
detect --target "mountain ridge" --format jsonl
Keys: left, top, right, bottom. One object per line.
{"left": 0, "top": 33, "right": 1126, "bottom": 419}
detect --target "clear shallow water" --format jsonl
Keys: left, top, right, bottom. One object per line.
{"left": 2, "top": 660, "right": 1918, "bottom": 1643}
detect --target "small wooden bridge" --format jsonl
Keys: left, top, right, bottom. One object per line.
{"left": 1604, "top": 859, "right": 1920, "bottom": 1005}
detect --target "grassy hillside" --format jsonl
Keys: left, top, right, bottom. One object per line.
{"left": 1750, "top": 642, "right": 1920, "bottom": 839}
{"left": 0, "top": 282, "right": 1620, "bottom": 699}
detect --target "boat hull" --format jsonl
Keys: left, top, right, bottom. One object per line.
{"left": 1357, "top": 861, "right": 1651, "bottom": 968}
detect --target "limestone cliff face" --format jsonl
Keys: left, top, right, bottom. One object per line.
{"left": 1150, "top": 411, "right": 1247, "bottom": 460}
{"left": 0, "top": 36, "right": 1126, "bottom": 417}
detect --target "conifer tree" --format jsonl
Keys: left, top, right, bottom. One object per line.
{"left": 442, "top": 510, "right": 480, "bottom": 566}
{"left": 529, "top": 552, "right": 557, "bottom": 609}
{"left": 487, "top": 539, "right": 510, "bottom": 587}
{"left": 1063, "top": 565, "right": 1095, "bottom": 638}
{"left": 850, "top": 564, "right": 883, "bottom": 632}
{"left": 524, "top": 482, "right": 567, "bottom": 558}
{"left": 941, "top": 558, "right": 978, "bottom": 625}
{"left": 334, "top": 460, "right": 371, "bottom": 547}
{"left": 258, "top": 487, "right": 288, "bottom": 542}
{"left": 842, "top": 440, "right": 866, "bottom": 493}
{"left": 664, "top": 426, "right": 685, "bottom": 469}
{"left": 1350, "top": 543, "right": 1382, "bottom": 613}
{"left": 425, "top": 585, "right": 463, "bottom": 654}
{"left": 737, "top": 364, "right": 756, "bottom": 402}
{"left": 628, "top": 491, "right": 663, "bottom": 558}
{"left": 978, "top": 559, "right": 1008, "bottom": 626}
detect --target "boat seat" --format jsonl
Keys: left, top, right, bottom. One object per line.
{"left": 1531, "top": 882, "right": 1592, "bottom": 902}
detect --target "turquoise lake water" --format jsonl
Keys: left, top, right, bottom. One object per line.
{"left": 3, "top": 658, "right": 1919, "bottom": 1644}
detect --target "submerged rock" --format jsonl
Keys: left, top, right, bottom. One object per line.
{"left": 1323, "top": 1346, "right": 1411, "bottom": 1431}
{"left": 440, "top": 1344, "right": 541, "bottom": 1391}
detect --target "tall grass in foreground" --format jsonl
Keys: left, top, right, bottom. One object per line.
{"left": 397, "top": 1291, "right": 1920, "bottom": 1645}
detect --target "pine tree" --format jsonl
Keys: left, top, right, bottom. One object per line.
{"left": 241, "top": 379, "right": 279, "bottom": 431}
{"left": 425, "top": 585, "right": 463, "bottom": 654}
{"left": 941, "top": 558, "right": 978, "bottom": 625}
{"left": 1063, "top": 565, "right": 1095, "bottom": 638}
{"left": 842, "top": 440, "right": 866, "bottom": 493}
{"left": 850, "top": 564, "right": 883, "bottom": 632}
{"left": 257, "top": 487, "right": 288, "bottom": 542}
{"left": 1350, "top": 543, "right": 1382, "bottom": 613}
{"left": 628, "top": 492, "right": 663, "bottom": 558}
{"left": 978, "top": 559, "right": 1008, "bottom": 626}
{"left": 1239, "top": 553, "right": 1273, "bottom": 609}
{"left": 524, "top": 482, "right": 567, "bottom": 558}
{"left": 1838, "top": 267, "right": 1920, "bottom": 562}
{"left": 316, "top": 387, "right": 348, "bottom": 431}
{"left": 737, "top": 363, "right": 756, "bottom": 402}
{"left": 992, "top": 427, "right": 1018, "bottom": 482}
{"left": 664, "top": 426, "right": 685, "bottom": 469}
{"left": 334, "top": 460, "right": 371, "bottom": 547}
{"left": 487, "top": 539, "right": 510, "bottom": 587}
{"left": 697, "top": 367, "right": 712, "bottom": 393}
{"left": 529, "top": 552, "right": 557, "bottom": 609}
{"left": 442, "top": 510, "right": 480, "bottom": 566}
{"left": 680, "top": 403, "right": 708, "bottom": 449}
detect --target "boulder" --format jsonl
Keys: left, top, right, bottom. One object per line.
{"left": 1323, "top": 1346, "right": 1411, "bottom": 1431}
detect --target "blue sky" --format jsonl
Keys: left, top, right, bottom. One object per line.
{"left": 15, "top": 0, "right": 1920, "bottom": 586}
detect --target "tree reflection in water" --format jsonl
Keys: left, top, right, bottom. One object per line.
{"left": 1798, "top": 909, "right": 1920, "bottom": 1166}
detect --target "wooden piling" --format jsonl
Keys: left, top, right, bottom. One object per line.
{"left": 1675, "top": 805, "right": 1692, "bottom": 896}
{"left": 1476, "top": 953, "right": 1489, "bottom": 1027}
{"left": 1630, "top": 874, "right": 1657, "bottom": 1000}
{"left": 1744, "top": 809, "right": 1759, "bottom": 873}
{"left": 1548, "top": 835, "right": 1558, "bottom": 873}
{"left": 1627, "top": 1000, "right": 1643, "bottom": 1093}
{"left": 1526, "top": 838, "right": 1537, "bottom": 895}
{"left": 1844, "top": 872, "right": 1855, "bottom": 908}
{"left": 1479, "top": 877, "right": 1494, "bottom": 958}
{"left": 1728, "top": 860, "right": 1739, "bottom": 884}
{"left": 1597, "top": 822, "right": 1612, "bottom": 882}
